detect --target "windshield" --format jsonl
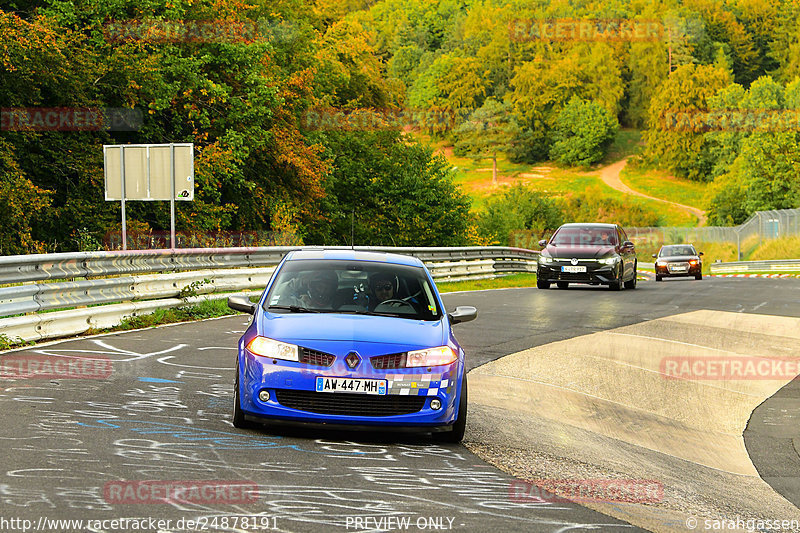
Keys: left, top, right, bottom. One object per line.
{"left": 660, "top": 245, "right": 696, "bottom": 256}
{"left": 550, "top": 227, "right": 618, "bottom": 246}
{"left": 263, "top": 260, "right": 442, "bottom": 321}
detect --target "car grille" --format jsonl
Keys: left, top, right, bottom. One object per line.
{"left": 299, "top": 347, "right": 335, "bottom": 367}
{"left": 274, "top": 390, "right": 426, "bottom": 417}
{"left": 667, "top": 262, "right": 690, "bottom": 270}
{"left": 559, "top": 272, "right": 593, "bottom": 280}
{"left": 370, "top": 352, "right": 407, "bottom": 369}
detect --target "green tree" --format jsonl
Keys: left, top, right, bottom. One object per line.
{"left": 643, "top": 63, "right": 732, "bottom": 180}
{"left": 549, "top": 97, "right": 619, "bottom": 167}
{"left": 453, "top": 99, "right": 519, "bottom": 184}
{"left": 704, "top": 76, "right": 800, "bottom": 224}
{"left": 307, "top": 130, "right": 471, "bottom": 246}
{"left": 476, "top": 185, "right": 564, "bottom": 246}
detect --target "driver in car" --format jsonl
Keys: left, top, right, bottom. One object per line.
{"left": 299, "top": 270, "right": 339, "bottom": 309}
{"left": 596, "top": 231, "right": 613, "bottom": 245}
{"left": 369, "top": 272, "right": 397, "bottom": 310}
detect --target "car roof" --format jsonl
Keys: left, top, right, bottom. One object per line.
{"left": 284, "top": 248, "right": 425, "bottom": 267}
{"left": 557, "top": 223, "right": 618, "bottom": 229}
{"left": 660, "top": 244, "right": 695, "bottom": 248}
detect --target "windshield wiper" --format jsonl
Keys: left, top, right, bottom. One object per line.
{"left": 267, "top": 305, "right": 320, "bottom": 313}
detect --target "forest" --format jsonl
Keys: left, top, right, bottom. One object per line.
{"left": 1, "top": 0, "right": 799, "bottom": 253}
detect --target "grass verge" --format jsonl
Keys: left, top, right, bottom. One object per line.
{"left": 437, "top": 273, "right": 537, "bottom": 292}
{"left": 114, "top": 298, "right": 236, "bottom": 330}
{"left": 619, "top": 164, "right": 708, "bottom": 211}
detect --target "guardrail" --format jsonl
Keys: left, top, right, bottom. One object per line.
{"left": 710, "top": 259, "right": 800, "bottom": 274}
{"left": 0, "top": 246, "right": 538, "bottom": 344}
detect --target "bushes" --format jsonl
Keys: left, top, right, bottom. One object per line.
{"left": 475, "top": 184, "right": 660, "bottom": 246}
{"left": 549, "top": 97, "right": 618, "bottom": 167}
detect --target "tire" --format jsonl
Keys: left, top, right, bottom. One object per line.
{"left": 609, "top": 267, "right": 623, "bottom": 291}
{"left": 695, "top": 273, "right": 703, "bottom": 280}
{"left": 655, "top": 275, "right": 663, "bottom": 282}
{"left": 537, "top": 279, "right": 550, "bottom": 289}
{"left": 434, "top": 375, "right": 467, "bottom": 443}
{"left": 233, "top": 359, "right": 255, "bottom": 429}
{"left": 556, "top": 281, "right": 569, "bottom": 289}
{"left": 624, "top": 263, "right": 637, "bottom": 289}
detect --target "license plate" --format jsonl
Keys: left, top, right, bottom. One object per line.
{"left": 669, "top": 266, "right": 687, "bottom": 272}
{"left": 316, "top": 377, "right": 387, "bottom": 395}
{"left": 561, "top": 266, "right": 586, "bottom": 273}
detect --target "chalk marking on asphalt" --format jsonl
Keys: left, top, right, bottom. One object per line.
{"left": 157, "top": 355, "right": 232, "bottom": 370}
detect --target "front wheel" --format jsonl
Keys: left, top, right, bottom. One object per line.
{"left": 624, "top": 263, "right": 637, "bottom": 289}
{"left": 695, "top": 273, "right": 703, "bottom": 280}
{"left": 434, "top": 375, "right": 467, "bottom": 443}
{"left": 233, "top": 360, "right": 255, "bottom": 429}
{"left": 609, "top": 267, "right": 623, "bottom": 291}
{"left": 655, "top": 275, "right": 663, "bottom": 282}
{"left": 537, "top": 279, "right": 550, "bottom": 289}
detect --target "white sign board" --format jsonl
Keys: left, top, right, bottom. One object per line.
{"left": 103, "top": 143, "right": 194, "bottom": 201}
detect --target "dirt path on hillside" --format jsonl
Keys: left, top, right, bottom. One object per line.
{"left": 599, "top": 158, "right": 707, "bottom": 225}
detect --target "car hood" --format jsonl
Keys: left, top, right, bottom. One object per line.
{"left": 544, "top": 245, "right": 617, "bottom": 259}
{"left": 657, "top": 255, "right": 699, "bottom": 261}
{"left": 258, "top": 312, "right": 446, "bottom": 349}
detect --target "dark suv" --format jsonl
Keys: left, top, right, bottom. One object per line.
{"left": 536, "top": 223, "right": 637, "bottom": 290}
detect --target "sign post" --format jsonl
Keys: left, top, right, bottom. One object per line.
{"left": 103, "top": 143, "right": 194, "bottom": 250}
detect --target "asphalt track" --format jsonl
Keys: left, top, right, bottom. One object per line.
{"left": 1, "top": 276, "right": 798, "bottom": 532}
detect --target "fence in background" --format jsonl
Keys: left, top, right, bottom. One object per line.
{"left": 710, "top": 259, "right": 800, "bottom": 274}
{"left": 0, "top": 246, "right": 538, "bottom": 343}
{"left": 627, "top": 208, "right": 800, "bottom": 258}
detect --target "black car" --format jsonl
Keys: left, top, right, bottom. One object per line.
{"left": 653, "top": 244, "right": 703, "bottom": 281}
{"left": 536, "top": 223, "right": 637, "bottom": 290}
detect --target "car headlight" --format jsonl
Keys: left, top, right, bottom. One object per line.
{"left": 598, "top": 256, "right": 620, "bottom": 265}
{"left": 689, "top": 259, "right": 699, "bottom": 265}
{"left": 246, "top": 336, "right": 299, "bottom": 361}
{"left": 655, "top": 260, "right": 667, "bottom": 266}
{"left": 406, "top": 346, "right": 457, "bottom": 367}
{"left": 539, "top": 256, "right": 554, "bottom": 264}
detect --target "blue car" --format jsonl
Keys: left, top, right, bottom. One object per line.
{"left": 227, "top": 250, "right": 477, "bottom": 442}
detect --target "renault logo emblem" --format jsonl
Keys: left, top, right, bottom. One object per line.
{"left": 345, "top": 351, "right": 361, "bottom": 369}
{"left": 571, "top": 258, "right": 579, "bottom": 266}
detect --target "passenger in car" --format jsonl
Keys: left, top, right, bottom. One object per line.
{"left": 369, "top": 272, "right": 398, "bottom": 310}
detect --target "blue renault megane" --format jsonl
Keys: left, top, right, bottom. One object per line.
{"left": 227, "top": 250, "right": 477, "bottom": 442}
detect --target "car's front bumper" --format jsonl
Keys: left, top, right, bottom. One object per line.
{"left": 655, "top": 262, "right": 702, "bottom": 277}
{"left": 537, "top": 261, "right": 621, "bottom": 284}
{"left": 238, "top": 348, "right": 462, "bottom": 429}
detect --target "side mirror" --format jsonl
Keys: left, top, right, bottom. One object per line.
{"left": 538, "top": 239, "right": 547, "bottom": 248}
{"left": 652, "top": 253, "right": 657, "bottom": 258}
{"left": 698, "top": 252, "right": 704, "bottom": 256}
{"left": 448, "top": 306, "right": 477, "bottom": 325}
{"left": 623, "top": 240, "right": 634, "bottom": 248}
{"left": 228, "top": 295, "right": 256, "bottom": 315}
